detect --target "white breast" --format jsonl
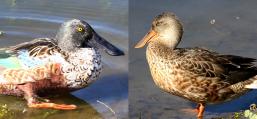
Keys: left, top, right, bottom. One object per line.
{"left": 61, "top": 48, "right": 102, "bottom": 89}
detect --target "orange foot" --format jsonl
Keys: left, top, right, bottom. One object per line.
{"left": 28, "top": 102, "right": 77, "bottom": 110}
{"left": 180, "top": 103, "right": 205, "bottom": 119}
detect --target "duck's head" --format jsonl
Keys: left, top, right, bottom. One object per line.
{"left": 135, "top": 12, "right": 183, "bottom": 49}
{"left": 55, "top": 19, "right": 124, "bottom": 56}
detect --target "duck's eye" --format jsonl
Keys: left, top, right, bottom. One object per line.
{"left": 156, "top": 21, "right": 163, "bottom": 26}
{"left": 77, "top": 27, "right": 84, "bottom": 32}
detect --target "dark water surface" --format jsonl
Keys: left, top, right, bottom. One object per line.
{"left": 0, "top": 0, "right": 128, "bottom": 119}
{"left": 129, "top": 0, "right": 257, "bottom": 119}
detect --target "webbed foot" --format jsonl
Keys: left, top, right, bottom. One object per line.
{"left": 180, "top": 103, "right": 205, "bottom": 119}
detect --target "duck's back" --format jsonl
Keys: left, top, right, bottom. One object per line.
{"left": 146, "top": 42, "right": 257, "bottom": 104}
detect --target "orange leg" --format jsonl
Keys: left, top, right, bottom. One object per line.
{"left": 196, "top": 103, "right": 205, "bottom": 118}
{"left": 180, "top": 103, "right": 205, "bottom": 118}
{"left": 18, "top": 83, "right": 77, "bottom": 110}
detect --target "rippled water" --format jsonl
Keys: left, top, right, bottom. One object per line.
{"left": 0, "top": 0, "right": 128, "bottom": 119}
{"left": 129, "top": 0, "right": 257, "bottom": 119}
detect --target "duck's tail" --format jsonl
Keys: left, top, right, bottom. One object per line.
{"left": 245, "top": 76, "right": 257, "bottom": 89}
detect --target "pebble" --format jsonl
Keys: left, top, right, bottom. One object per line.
{"left": 0, "top": 31, "right": 3, "bottom": 36}
{"left": 210, "top": 19, "right": 215, "bottom": 24}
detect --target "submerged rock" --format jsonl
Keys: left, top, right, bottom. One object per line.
{"left": 0, "top": 31, "right": 4, "bottom": 36}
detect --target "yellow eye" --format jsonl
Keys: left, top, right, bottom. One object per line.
{"left": 77, "top": 27, "right": 84, "bottom": 32}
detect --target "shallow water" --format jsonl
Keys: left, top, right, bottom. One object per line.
{"left": 0, "top": 0, "right": 128, "bottom": 119}
{"left": 129, "top": 0, "right": 257, "bottom": 118}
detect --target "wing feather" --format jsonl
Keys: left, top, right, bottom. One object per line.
{"left": 173, "top": 48, "right": 257, "bottom": 84}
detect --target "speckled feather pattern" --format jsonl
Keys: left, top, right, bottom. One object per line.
{"left": 0, "top": 38, "right": 102, "bottom": 95}
{"left": 17, "top": 46, "right": 102, "bottom": 89}
{"left": 146, "top": 42, "right": 257, "bottom": 104}
{"left": 61, "top": 48, "right": 102, "bottom": 89}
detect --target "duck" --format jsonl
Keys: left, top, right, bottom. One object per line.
{"left": 134, "top": 12, "right": 257, "bottom": 118}
{"left": 0, "top": 19, "right": 124, "bottom": 110}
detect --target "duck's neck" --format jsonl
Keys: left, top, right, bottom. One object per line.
{"left": 55, "top": 30, "right": 78, "bottom": 52}
{"left": 154, "top": 27, "right": 182, "bottom": 50}
{"left": 152, "top": 36, "right": 181, "bottom": 50}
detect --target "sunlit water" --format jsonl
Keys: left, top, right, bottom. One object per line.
{"left": 129, "top": 0, "right": 257, "bottom": 119}
{"left": 0, "top": 0, "right": 128, "bottom": 119}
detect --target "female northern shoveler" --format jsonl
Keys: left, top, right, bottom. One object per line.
{"left": 0, "top": 19, "right": 124, "bottom": 110}
{"left": 135, "top": 12, "right": 257, "bottom": 118}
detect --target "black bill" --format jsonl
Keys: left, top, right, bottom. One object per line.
{"left": 87, "top": 32, "right": 124, "bottom": 56}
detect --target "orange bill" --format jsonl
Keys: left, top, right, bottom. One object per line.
{"left": 134, "top": 29, "right": 158, "bottom": 48}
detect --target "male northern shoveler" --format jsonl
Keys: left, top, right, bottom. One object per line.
{"left": 135, "top": 12, "right": 257, "bottom": 118}
{"left": 0, "top": 19, "right": 124, "bottom": 110}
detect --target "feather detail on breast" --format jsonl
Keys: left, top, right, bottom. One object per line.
{"left": 61, "top": 48, "right": 102, "bottom": 88}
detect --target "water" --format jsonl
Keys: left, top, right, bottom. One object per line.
{"left": 129, "top": 0, "right": 257, "bottom": 118}
{"left": 0, "top": 0, "right": 128, "bottom": 119}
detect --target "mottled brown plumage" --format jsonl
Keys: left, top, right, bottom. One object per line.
{"left": 135, "top": 12, "right": 257, "bottom": 118}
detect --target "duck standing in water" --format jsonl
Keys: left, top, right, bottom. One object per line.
{"left": 0, "top": 19, "right": 124, "bottom": 110}
{"left": 135, "top": 12, "right": 257, "bottom": 118}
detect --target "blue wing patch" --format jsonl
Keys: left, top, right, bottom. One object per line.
{"left": 17, "top": 50, "right": 46, "bottom": 68}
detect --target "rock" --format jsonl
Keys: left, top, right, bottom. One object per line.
{"left": 0, "top": 31, "right": 4, "bottom": 36}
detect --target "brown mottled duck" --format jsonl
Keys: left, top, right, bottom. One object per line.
{"left": 134, "top": 12, "right": 257, "bottom": 118}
